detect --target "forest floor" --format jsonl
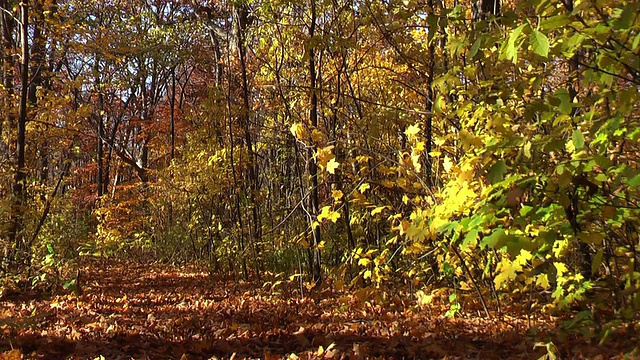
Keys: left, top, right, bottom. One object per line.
{"left": 1, "top": 259, "right": 638, "bottom": 359}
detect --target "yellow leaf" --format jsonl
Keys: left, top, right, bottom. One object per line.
{"left": 359, "top": 183, "right": 370, "bottom": 193}
{"left": 316, "top": 145, "right": 335, "bottom": 168}
{"left": 405, "top": 124, "right": 421, "bottom": 139}
{"left": 311, "top": 129, "right": 324, "bottom": 143}
{"left": 406, "top": 223, "right": 429, "bottom": 242}
{"left": 318, "top": 206, "right": 341, "bottom": 223}
{"left": 434, "top": 93, "right": 446, "bottom": 114}
{"left": 380, "top": 180, "right": 394, "bottom": 188}
{"left": 351, "top": 190, "right": 367, "bottom": 204}
{"left": 536, "top": 274, "right": 550, "bottom": 289}
{"left": 443, "top": 156, "right": 453, "bottom": 173}
{"left": 371, "top": 206, "right": 386, "bottom": 216}
{"left": 554, "top": 262, "right": 568, "bottom": 277}
{"left": 578, "top": 231, "right": 604, "bottom": 245}
{"left": 331, "top": 190, "right": 344, "bottom": 201}
{"left": 553, "top": 239, "right": 569, "bottom": 257}
{"left": 290, "top": 123, "right": 306, "bottom": 139}
{"left": 494, "top": 249, "right": 532, "bottom": 289}
{"left": 523, "top": 141, "right": 532, "bottom": 158}
{"left": 326, "top": 158, "right": 340, "bottom": 174}
{"left": 363, "top": 270, "right": 372, "bottom": 279}
{"left": 413, "top": 154, "right": 423, "bottom": 171}
{"left": 416, "top": 290, "right": 434, "bottom": 307}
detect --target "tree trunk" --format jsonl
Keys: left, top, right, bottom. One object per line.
{"left": 473, "top": 0, "right": 500, "bottom": 20}
{"left": 0, "top": 0, "right": 15, "bottom": 158}
{"left": 170, "top": 67, "right": 176, "bottom": 162}
{"left": 95, "top": 61, "right": 105, "bottom": 198}
{"left": 562, "top": 0, "right": 591, "bottom": 280}
{"left": 226, "top": 37, "right": 248, "bottom": 280}
{"left": 308, "top": 0, "right": 322, "bottom": 286}
{"left": 235, "top": 2, "right": 262, "bottom": 281}
{"left": 7, "top": 1, "right": 29, "bottom": 270}
{"left": 425, "top": 0, "right": 436, "bottom": 185}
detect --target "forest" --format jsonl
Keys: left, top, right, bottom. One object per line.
{"left": 1, "top": 0, "right": 639, "bottom": 358}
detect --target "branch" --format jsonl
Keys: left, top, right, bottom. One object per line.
{"left": 0, "top": 6, "right": 22, "bottom": 26}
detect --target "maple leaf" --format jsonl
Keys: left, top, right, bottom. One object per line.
{"left": 331, "top": 190, "right": 344, "bottom": 201}
{"left": 358, "top": 183, "right": 370, "bottom": 193}
{"left": 317, "top": 205, "right": 340, "bottom": 223}
{"left": 405, "top": 124, "right": 421, "bottom": 139}
{"left": 326, "top": 158, "right": 339, "bottom": 174}
{"left": 316, "top": 145, "right": 335, "bottom": 169}
{"left": 494, "top": 249, "right": 532, "bottom": 289}
{"left": 406, "top": 222, "right": 429, "bottom": 242}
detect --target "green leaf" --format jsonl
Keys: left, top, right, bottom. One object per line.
{"left": 500, "top": 24, "right": 527, "bottom": 63}
{"left": 427, "top": 14, "right": 438, "bottom": 44}
{"left": 592, "top": 248, "right": 604, "bottom": 275}
{"left": 461, "top": 228, "right": 480, "bottom": 249}
{"left": 562, "top": 33, "right": 585, "bottom": 58}
{"left": 487, "top": 160, "right": 507, "bottom": 184}
{"left": 633, "top": 33, "right": 640, "bottom": 51}
{"left": 540, "top": 14, "right": 570, "bottom": 31}
{"left": 572, "top": 129, "right": 585, "bottom": 150}
{"left": 554, "top": 89, "right": 572, "bottom": 115}
{"left": 530, "top": 30, "right": 549, "bottom": 58}
{"left": 469, "top": 37, "right": 482, "bottom": 58}
{"left": 612, "top": 3, "right": 639, "bottom": 29}
{"left": 627, "top": 174, "right": 640, "bottom": 187}
{"left": 481, "top": 228, "right": 507, "bottom": 249}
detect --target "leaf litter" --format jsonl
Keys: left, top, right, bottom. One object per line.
{"left": 1, "top": 259, "right": 638, "bottom": 359}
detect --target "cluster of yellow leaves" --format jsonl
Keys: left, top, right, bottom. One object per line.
{"left": 317, "top": 206, "right": 341, "bottom": 223}
{"left": 316, "top": 146, "right": 340, "bottom": 174}
{"left": 494, "top": 249, "right": 532, "bottom": 289}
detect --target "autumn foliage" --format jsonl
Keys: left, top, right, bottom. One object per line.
{"left": 1, "top": 0, "right": 640, "bottom": 357}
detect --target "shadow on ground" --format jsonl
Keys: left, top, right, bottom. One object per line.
{"left": 1, "top": 259, "right": 637, "bottom": 359}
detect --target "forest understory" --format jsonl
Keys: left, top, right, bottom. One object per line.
{"left": 1, "top": 258, "right": 638, "bottom": 360}
{"left": 2, "top": 0, "right": 640, "bottom": 358}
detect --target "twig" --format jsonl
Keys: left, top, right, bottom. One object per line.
{"left": 451, "top": 244, "right": 491, "bottom": 318}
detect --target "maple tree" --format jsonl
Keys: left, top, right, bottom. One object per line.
{"left": 1, "top": 0, "right": 640, "bottom": 358}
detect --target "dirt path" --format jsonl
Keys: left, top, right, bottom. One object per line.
{"left": 1, "top": 260, "right": 636, "bottom": 359}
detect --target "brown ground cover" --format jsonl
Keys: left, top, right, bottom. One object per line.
{"left": 1, "top": 259, "right": 638, "bottom": 359}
